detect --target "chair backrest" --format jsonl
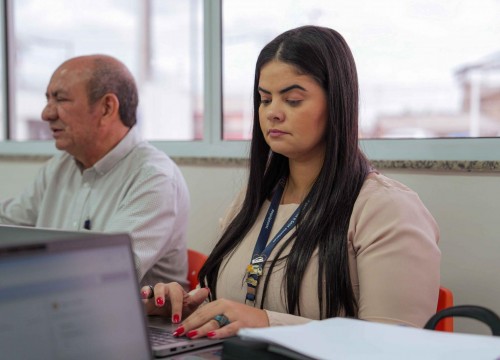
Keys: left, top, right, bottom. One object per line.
{"left": 435, "top": 286, "right": 454, "bottom": 332}
{"left": 425, "top": 305, "right": 500, "bottom": 336}
{"left": 187, "top": 249, "right": 208, "bottom": 291}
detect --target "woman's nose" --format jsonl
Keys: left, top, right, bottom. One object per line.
{"left": 266, "top": 104, "right": 285, "bottom": 122}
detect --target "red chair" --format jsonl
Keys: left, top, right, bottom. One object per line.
{"left": 187, "top": 249, "right": 208, "bottom": 291}
{"left": 435, "top": 286, "right": 454, "bottom": 332}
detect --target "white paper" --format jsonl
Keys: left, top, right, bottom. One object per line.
{"left": 238, "top": 317, "right": 500, "bottom": 360}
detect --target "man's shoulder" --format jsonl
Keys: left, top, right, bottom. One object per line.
{"left": 126, "top": 141, "right": 183, "bottom": 178}
{"left": 131, "top": 141, "right": 174, "bottom": 165}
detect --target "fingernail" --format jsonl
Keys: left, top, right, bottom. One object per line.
{"left": 172, "top": 326, "right": 184, "bottom": 337}
{"left": 186, "top": 330, "right": 198, "bottom": 338}
{"left": 172, "top": 314, "right": 180, "bottom": 324}
{"left": 204, "top": 287, "right": 211, "bottom": 294}
{"left": 156, "top": 297, "right": 164, "bottom": 306}
{"left": 141, "top": 291, "right": 148, "bottom": 299}
{"left": 207, "top": 331, "right": 216, "bottom": 338}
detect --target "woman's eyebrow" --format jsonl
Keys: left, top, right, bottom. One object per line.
{"left": 258, "top": 84, "right": 307, "bottom": 94}
{"left": 279, "top": 84, "right": 307, "bottom": 94}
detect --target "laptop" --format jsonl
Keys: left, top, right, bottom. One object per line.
{"left": 0, "top": 225, "right": 223, "bottom": 359}
{"left": 147, "top": 314, "right": 224, "bottom": 358}
{"left": 0, "top": 225, "right": 153, "bottom": 359}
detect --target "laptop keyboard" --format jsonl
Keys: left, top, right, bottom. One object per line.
{"left": 148, "top": 327, "right": 179, "bottom": 346}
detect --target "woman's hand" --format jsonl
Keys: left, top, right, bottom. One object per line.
{"left": 172, "top": 298, "right": 270, "bottom": 339}
{"left": 140, "top": 282, "right": 210, "bottom": 324}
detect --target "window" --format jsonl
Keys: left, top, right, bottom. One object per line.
{"left": 1, "top": 0, "right": 500, "bottom": 161}
{"left": 222, "top": 0, "right": 500, "bottom": 140}
{"left": 7, "top": 0, "right": 203, "bottom": 141}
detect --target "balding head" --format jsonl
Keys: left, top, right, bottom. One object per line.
{"left": 60, "top": 55, "right": 138, "bottom": 127}
{"left": 42, "top": 55, "right": 138, "bottom": 168}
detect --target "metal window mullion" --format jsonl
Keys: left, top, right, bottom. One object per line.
{"left": 5, "top": 0, "right": 14, "bottom": 139}
{"left": 203, "top": 0, "right": 222, "bottom": 145}
{"left": 1, "top": 0, "right": 14, "bottom": 140}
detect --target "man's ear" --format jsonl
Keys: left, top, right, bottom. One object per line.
{"left": 100, "top": 93, "right": 120, "bottom": 124}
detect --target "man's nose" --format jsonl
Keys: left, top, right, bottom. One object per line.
{"left": 41, "top": 102, "right": 56, "bottom": 122}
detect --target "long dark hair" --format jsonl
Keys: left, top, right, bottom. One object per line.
{"left": 199, "top": 25, "right": 371, "bottom": 319}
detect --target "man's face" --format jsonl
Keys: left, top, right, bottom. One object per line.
{"left": 41, "top": 60, "right": 101, "bottom": 163}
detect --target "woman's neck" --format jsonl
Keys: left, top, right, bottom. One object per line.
{"left": 281, "top": 158, "right": 322, "bottom": 205}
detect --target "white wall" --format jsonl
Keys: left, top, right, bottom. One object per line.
{"left": 1, "top": 158, "right": 499, "bottom": 335}
{"left": 382, "top": 169, "right": 500, "bottom": 335}
{"left": 180, "top": 164, "right": 247, "bottom": 254}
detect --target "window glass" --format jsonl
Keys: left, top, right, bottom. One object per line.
{"left": 222, "top": 0, "right": 500, "bottom": 140}
{"left": 10, "top": 0, "right": 203, "bottom": 141}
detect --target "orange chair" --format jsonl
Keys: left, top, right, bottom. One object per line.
{"left": 187, "top": 249, "right": 208, "bottom": 291}
{"left": 435, "top": 286, "right": 454, "bottom": 332}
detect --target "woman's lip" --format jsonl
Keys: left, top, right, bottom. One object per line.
{"left": 268, "top": 129, "right": 288, "bottom": 136}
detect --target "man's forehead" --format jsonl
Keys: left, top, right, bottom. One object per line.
{"left": 47, "top": 63, "right": 89, "bottom": 92}
{"left": 54, "top": 61, "right": 90, "bottom": 79}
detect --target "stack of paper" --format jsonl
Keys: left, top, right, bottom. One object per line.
{"left": 237, "top": 317, "right": 500, "bottom": 359}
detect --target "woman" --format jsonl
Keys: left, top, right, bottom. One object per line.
{"left": 142, "top": 25, "right": 440, "bottom": 339}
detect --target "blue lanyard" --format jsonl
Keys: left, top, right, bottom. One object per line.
{"left": 245, "top": 177, "right": 307, "bottom": 303}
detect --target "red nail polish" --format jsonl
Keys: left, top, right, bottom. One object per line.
{"left": 186, "top": 330, "right": 198, "bottom": 338}
{"left": 141, "top": 291, "right": 147, "bottom": 299}
{"left": 156, "top": 297, "right": 164, "bottom": 306}
{"left": 172, "top": 326, "right": 184, "bottom": 337}
{"left": 172, "top": 314, "right": 180, "bottom": 324}
{"left": 207, "top": 331, "right": 216, "bottom": 338}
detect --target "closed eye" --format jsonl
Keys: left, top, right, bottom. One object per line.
{"left": 287, "top": 99, "right": 302, "bottom": 106}
{"left": 260, "top": 99, "right": 271, "bottom": 105}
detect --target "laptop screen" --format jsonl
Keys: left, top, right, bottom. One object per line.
{"left": 0, "top": 230, "right": 152, "bottom": 360}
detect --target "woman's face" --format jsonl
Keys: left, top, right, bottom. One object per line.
{"left": 258, "top": 60, "right": 328, "bottom": 162}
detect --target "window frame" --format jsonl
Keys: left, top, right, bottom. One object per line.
{"left": 0, "top": 0, "right": 499, "bottom": 161}
{"left": 1, "top": 0, "right": 9, "bottom": 140}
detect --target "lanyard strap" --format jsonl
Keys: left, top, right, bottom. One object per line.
{"left": 245, "top": 178, "right": 306, "bottom": 303}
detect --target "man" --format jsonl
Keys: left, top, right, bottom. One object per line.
{"left": 0, "top": 54, "right": 190, "bottom": 288}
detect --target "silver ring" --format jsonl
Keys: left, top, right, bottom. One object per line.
{"left": 214, "top": 314, "right": 230, "bottom": 328}
{"left": 148, "top": 285, "right": 154, "bottom": 299}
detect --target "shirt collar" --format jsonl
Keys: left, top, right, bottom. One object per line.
{"left": 77, "top": 126, "right": 142, "bottom": 175}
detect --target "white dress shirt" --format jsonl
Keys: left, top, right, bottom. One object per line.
{"left": 0, "top": 126, "right": 190, "bottom": 288}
